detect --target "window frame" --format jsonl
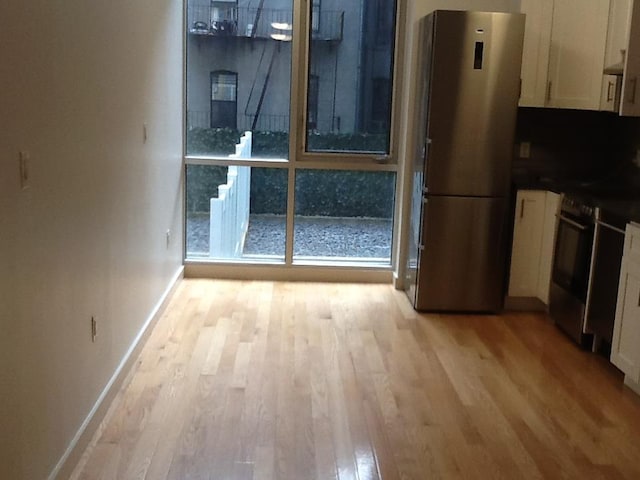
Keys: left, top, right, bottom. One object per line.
{"left": 296, "top": 0, "right": 400, "bottom": 165}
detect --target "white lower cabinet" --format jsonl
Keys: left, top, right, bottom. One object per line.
{"left": 508, "top": 190, "right": 560, "bottom": 304}
{"left": 611, "top": 223, "right": 640, "bottom": 390}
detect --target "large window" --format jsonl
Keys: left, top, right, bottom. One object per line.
{"left": 185, "top": 0, "right": 399, "bottom": 266}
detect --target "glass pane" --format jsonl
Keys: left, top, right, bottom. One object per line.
{"left": 293, "top": 170, "right": 395, "bottom": 262}
{"left": 186, "top": 165, "right": 287, "bottom": 261}
{"left": 186, "top": 0, "right": 292, "bottom": 158}
{"left": 306, "top": 0, "right": 396, "bottom": 154}
{"left": 211, "top": 72, "right": 237, "bottom": 101}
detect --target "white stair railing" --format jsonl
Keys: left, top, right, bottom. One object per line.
{"left": 209, "top": 132, "right": 252, "bottom": 258}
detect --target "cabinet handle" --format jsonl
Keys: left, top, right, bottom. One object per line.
{"left": 547, "top": 81, "right": 552, "bottom": 103}
{"left": 607, "top": 81, "right": 614, "bottom": 102}
{"left": 629, "top": 77, "right": 637, "bottom": 104}
{"left": 596, "top": 220, "right": 626, "bottom": 235}
{"left": 520, "top": 199, "right": 525, "bottom": 219}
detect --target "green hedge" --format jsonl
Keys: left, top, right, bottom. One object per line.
{"left": 186, "top": 128, "right": 394, "bottom": 217}
{"left": 306, "top": 131, "right": 387, "bottom": 153}
{"left": 249, "top": 168, "right": 288, "bottom": 214}
{"left": 186, "top": 128, "right": 387, "bottom": 158}
{"left": 186, "top": 165, "right": 229, "bottom": 213}
{"left": 187, "top": 128, "right": 240, "bottom": 156}
{"left": 294, "top": 170, "right": 394, "bottom": 218}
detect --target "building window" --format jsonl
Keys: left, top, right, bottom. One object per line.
{"left": 210, "top": 71, "right": 238, "bottom": 129}
{"left": 210, "top": 0, "right": 238, "bottom": 36}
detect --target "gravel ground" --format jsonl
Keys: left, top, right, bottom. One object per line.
{"left": 186, "top": 213, "right": 392, "bottom": 259}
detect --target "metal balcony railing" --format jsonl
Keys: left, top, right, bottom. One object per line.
{"left": 187, "top": 110, "right": 210, "bottom": 130}
{"left": 239, "top": 113, "right": 289, "bottom": 132}
{"left": 187, "top": 111, "right": 290, "bottom": 133}
{"left": 187, "top": 4, "right": 344, "bottom": 42}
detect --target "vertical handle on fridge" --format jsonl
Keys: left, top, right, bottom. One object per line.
{"left": 474, "top": 41, "right": 484, "bottom": 69}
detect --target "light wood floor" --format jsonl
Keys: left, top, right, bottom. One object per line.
{"left": 72, "top": 279, "right": 640, "bottom": 479}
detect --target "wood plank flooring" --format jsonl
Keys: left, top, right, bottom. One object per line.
{"left": 71, "top": 279, "right": 640, "bottom": 479}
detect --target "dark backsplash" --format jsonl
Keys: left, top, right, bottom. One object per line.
{"left": 513, "top": 107, "right": 640, "bottom": 190}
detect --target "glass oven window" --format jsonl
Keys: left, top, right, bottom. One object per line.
{"left": 553, "top": 218, "right": 593, "bottom": 301}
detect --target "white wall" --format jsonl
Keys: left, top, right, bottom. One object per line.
{"left": 394, "top": 0, "right": 521, "bottom": 286}
{"left": 0, "top": 0, "right": 184, "bottom": 478}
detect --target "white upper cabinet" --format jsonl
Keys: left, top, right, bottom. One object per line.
{"left": 603, "top": 0, "right": 632, "bottom": 69}
{"left": 601, "top": 0, "right": 632, "bottom": 111}
{"left": 519, "top": 0, "right": 554, "bottom": 107}
{"left": 547, "top": 0, "right": 610, "bottom": 109}
{"left": 620, "top": 0, "right": 640, "bottom": 115}
{"left": 520, "top": 0, "right": 611, "bottom": 110}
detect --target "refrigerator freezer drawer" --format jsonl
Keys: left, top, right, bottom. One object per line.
{"left": 415, "top": 195, "right": 508, "bottom": 312}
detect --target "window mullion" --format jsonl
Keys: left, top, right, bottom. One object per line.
{"left": 285, "top": 0, "right": 309, "bottom": 264}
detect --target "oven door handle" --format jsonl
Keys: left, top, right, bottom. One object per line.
{"left": 596, "top": 220, "right": 626, "bottom": 235}
{"left": 556, "top": 214, "right": 590, "bottom": 231}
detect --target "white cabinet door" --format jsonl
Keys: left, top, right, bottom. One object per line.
{"left": 520, "top": 0, "right": 554, "bottom": 107}
{"left": 536, "top": 191, "right": 560, "bottom": 304}
{"left": 509, "top": 190, "right": 547, "bottom": 297}
{"left": 601, "top": 0, "right": 632, "bottom": 111}
{"left": 604, "top": 0, "right": 632, "bottom": 68}
{"left": 621, "top": 0, "right": 640, "bottom": 116}
{"left": 611, "top": 258, "right": 640, "bottom": 382}
{"left": 547, "top": 0, "right": 611, "bottom": 110}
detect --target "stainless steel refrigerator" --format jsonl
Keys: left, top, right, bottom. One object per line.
{"left": 405, "top": 10, "right": 525, "bottom": 312}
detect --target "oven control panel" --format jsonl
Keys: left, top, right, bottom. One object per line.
{"left": 561, "top": 195, "right": 595, "bottom": 221}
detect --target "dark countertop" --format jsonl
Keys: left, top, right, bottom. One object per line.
{"left": 512, "top": 169, "right": 640, "bottom": 224}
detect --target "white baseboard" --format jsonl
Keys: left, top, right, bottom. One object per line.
{"left": 49, "top": 266, "right": 184, "bottom": 480}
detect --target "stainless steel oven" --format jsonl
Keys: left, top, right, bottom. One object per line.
{"left": 549, "top": 195, "right": 595, "bottom": 346}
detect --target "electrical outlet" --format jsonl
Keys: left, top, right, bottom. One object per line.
{"left": 19, "top": 151, "right": 30, "bottom": 189}
{"left": 519, "top": 141, "right": 531, "bottom": 159}
{"left": 91, "top": 316, "right": 97, "bottom": 343}
{"left": 166, "top": 229, "right": 171, "bottom": 248}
